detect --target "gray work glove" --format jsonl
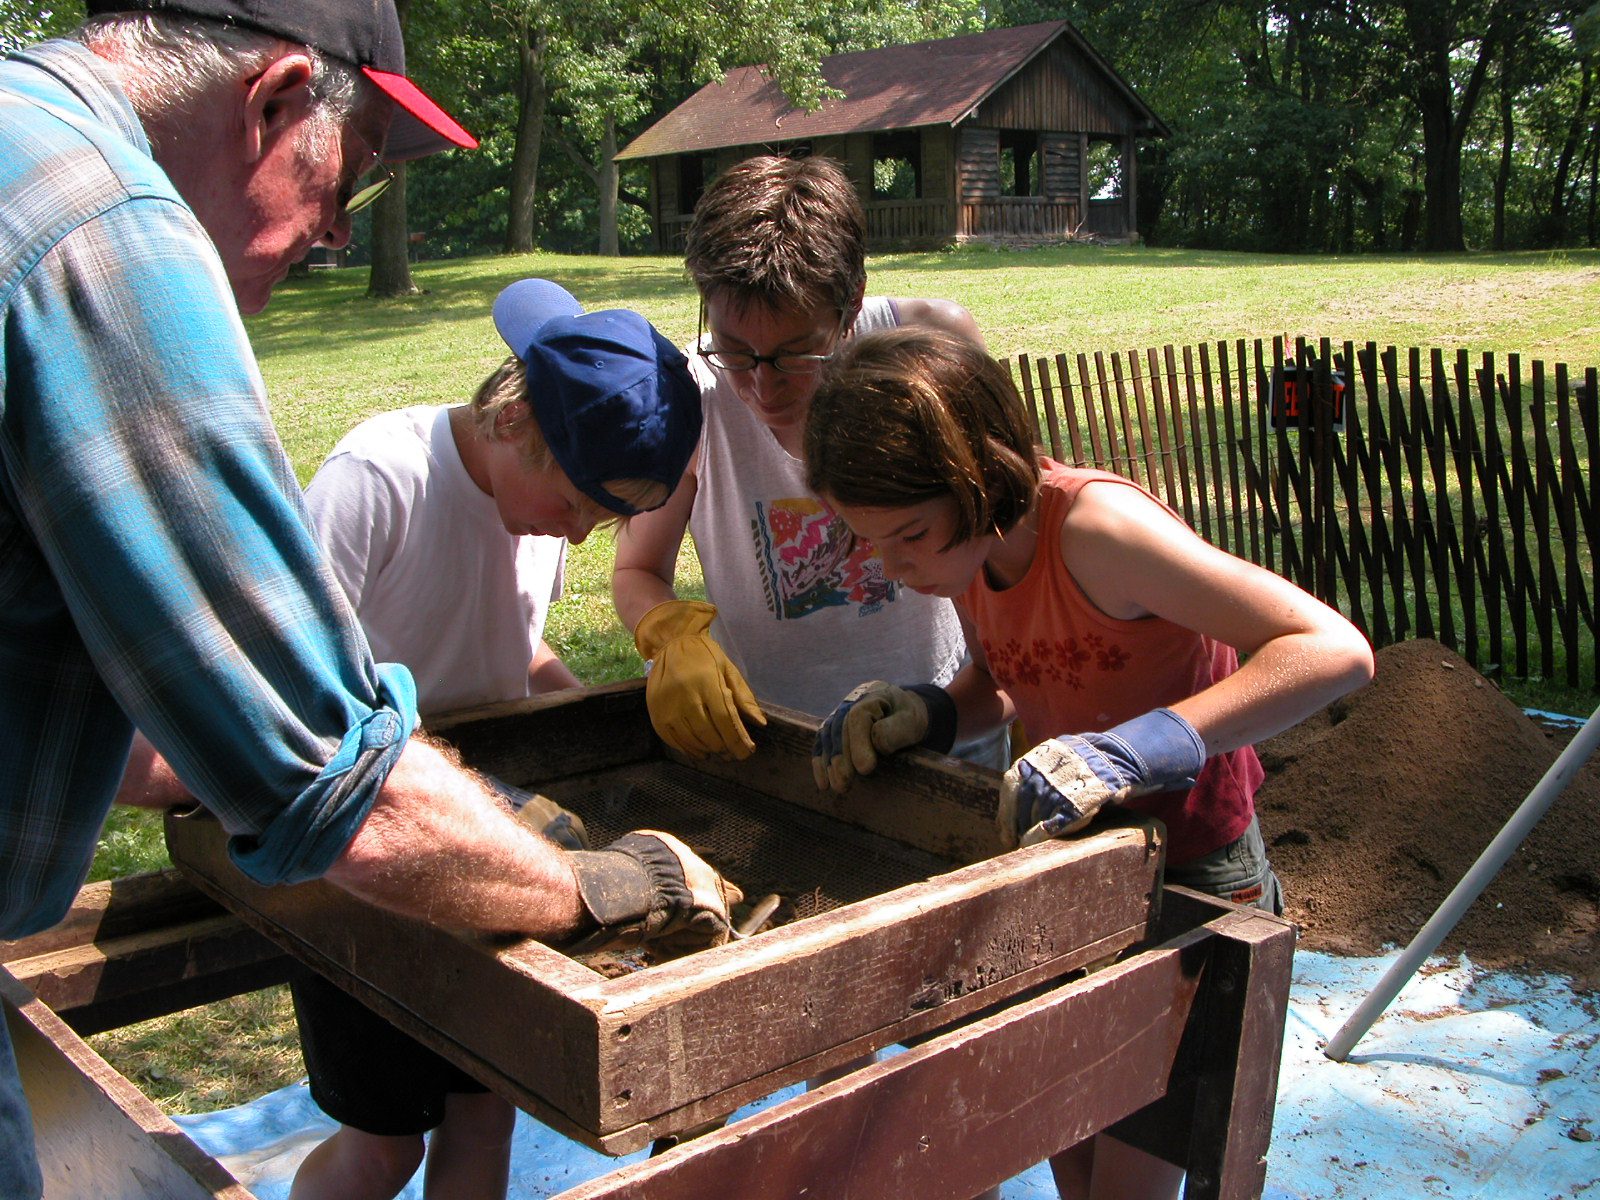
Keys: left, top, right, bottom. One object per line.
{"left": 512, "top": 791, "right": 590, "bottom": 851}
{"left": 811, "top": 680, "right": 958, "bottom": 793}
{"left": 566, "top": 831, "right": 743, "bottom": 958}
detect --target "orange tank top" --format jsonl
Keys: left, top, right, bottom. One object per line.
{"left": 960, "top": 462, "right": 1261, "bottom": 864}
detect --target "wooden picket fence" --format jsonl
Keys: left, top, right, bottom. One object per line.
{"left": 1009, "top": 336, "right": 1598, "bottom": 691}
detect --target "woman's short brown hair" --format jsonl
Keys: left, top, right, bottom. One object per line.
{"left": 805, "top": 328, "right": 1040, "bottom": 548}
{"left": 684, "top": 155, "right": 866, "bottom": 320}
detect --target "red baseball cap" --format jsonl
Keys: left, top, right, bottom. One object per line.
{"left": 83, "top": 0, "right": 477, "bottom": 159}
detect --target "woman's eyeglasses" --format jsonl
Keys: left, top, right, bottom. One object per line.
{"left": 694, "top": 305, "right": 846, "bottom": 375}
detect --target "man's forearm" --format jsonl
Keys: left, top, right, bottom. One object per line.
{"left": 324, "top": 737, "right": 586, "bottom": 940}
{"left": 116, "top": 733, "right": 192, "bottom": 809}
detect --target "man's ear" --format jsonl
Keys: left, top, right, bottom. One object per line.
{"left": 241, "top": 54, "right": 318, "bottom": 164}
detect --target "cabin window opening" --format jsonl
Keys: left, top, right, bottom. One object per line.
{"left": 1087, "top": 140, "right": 1122, "bottom": 199}
{"left": 871, "top": 131, "right": 922, "bottom": 199}
{"left": 998, "top": 130, "right": 1042, "bottom": 197}
{"left": 679, "top": 154, "right": 717, "bottom": 214}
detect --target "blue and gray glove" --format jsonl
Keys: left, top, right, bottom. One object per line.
{"left": 997, "top": 708, "right": 1206, "bottom": 850}
{"left": 811, "top": 680, "right": 959, "bottom": 792}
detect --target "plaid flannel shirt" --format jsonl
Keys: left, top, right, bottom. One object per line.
{"left": 0, "top": 40, "right": 417, "bottom": 941}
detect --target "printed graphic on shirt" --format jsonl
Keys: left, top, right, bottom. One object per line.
{"left": 751, "top": 497, "right": 897, "bottom": 620}
{"left": 982, "top": 632, "right": 1130, "bottom": 692}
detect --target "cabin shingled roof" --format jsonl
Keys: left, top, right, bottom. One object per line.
{"left": 617, "top": 20, "right": 1167, "bottom": 161}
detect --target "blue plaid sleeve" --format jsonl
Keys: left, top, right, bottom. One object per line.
{"left": 3, "top": 194, "right": 416, "bottom": 890}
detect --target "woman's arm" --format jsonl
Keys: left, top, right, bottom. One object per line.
{"left": 891, "top": 298, "right": 987, "bottom": 349}
{"left": 945, "top": 603, "right": 1015, "bottom": 743}
{"left": 528, "top": 639, "right": 582, "bottom": 693}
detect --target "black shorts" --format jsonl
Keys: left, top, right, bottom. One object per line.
{"left": 291, "top": 972, "right": 487, "bottom": 1136}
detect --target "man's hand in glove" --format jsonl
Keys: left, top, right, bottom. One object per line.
{"left": 635, "top": 600, "right": 766, "bottom": 760}
{"left": 811, "top": 680, "right": 958, "bottom": 793}
{"left": 566, "top": 830, "right": 743, "bottom": 957}
{"left": 997, "top": 708, "right": 1206, "bottom": 850}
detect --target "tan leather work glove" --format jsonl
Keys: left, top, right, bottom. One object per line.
{"left": 635, "top": 599, "right": 766, "bottom": 760}
{"left": 566, "top": 830, "right": 744, "bottom": 959}
{"left": 513, "top": 791, "right": 590, "bottom": 851}
{"left": 486, "top": 775, "right": 590, "bottom": 851}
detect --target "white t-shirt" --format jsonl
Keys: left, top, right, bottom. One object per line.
{"left": 686, "top": 299, "right": 1007, "bottom": 768}
{"left": 304, "top": 405, "right": 566, "bottom": 718}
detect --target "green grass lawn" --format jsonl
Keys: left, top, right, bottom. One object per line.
{"left": 256, "top": 245, "right": 1600, "bottom": 486}
{"left": 85, "top": 244, "right": 1600, "bottom": 1110}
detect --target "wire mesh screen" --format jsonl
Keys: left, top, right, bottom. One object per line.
{"left": 543, "top": 761, "right": 955, "bottom": 925}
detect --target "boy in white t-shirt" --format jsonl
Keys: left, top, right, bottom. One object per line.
{"left": 289, "top": 278, "right": 701, "bottom": 1200}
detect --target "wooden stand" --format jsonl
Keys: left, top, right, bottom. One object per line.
{"left": 2, "top": 681, "right": 1294, "bottom": 1198}
{"left": 551, "top": 888, "right": 1292, "bottom": 1200}
{"left": 163, "top": 683, "right": 1167, "bottom": 1153}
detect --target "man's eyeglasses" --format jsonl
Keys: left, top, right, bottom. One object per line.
{"left": 342, "top": 127, "right": 394, "bottom": 215}
{"left": 695, "top": 305, "right": 845, "bottom": 375}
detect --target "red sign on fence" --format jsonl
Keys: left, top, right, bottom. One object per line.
{"left": 1270, "top": 363, "right": 1346, "bottom": 431}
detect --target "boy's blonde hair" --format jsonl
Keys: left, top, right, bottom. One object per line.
{"left": 684, "top": 155, "right": 867, "bottom": 320}
{"left": 472, "top": 358, "right": 670, "bottom": 526}
{"left": 804, "top": 328, "right": 1040, "bottom": 549}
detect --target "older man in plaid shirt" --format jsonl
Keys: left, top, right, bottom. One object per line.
{"left": 0, "top": 4, "right": 737, "bottom": 1193}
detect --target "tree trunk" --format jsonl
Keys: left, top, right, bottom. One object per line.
{"left": 1493, "top": 65, "right": 1513, "bottom": 250}
{"left": 1409, "top": 6, "right": 1495, "bottom": 252}
{"left": 1347, "top": 168, "right": 1388, "bottom": 251}
{"left": 505, "top": 16, "right": 548, "bottom": 255}
{"left": 1589, "top": 126, "right": 1598, "bottom": 246}
{"left": 598, "top": 116, "right": 619, "bottom": 256}
{"left": 367, "top": 162, "right": 418, "bottom": 298}
{"left": 1400, "top": 187, "right": 1423, "bottom": 251}
{"left": 1544, "top": 59, "right": 1593, "bottom": 246}
{"left": 369, "top": 0, "right": 415, "bottom": 288}
{"left": 1417, "top": 95, "right": 1459, "bottom": 249}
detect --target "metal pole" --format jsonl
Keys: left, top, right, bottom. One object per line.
{"left": 1324, "top": 701, "right": 1600, "bottom": 1062}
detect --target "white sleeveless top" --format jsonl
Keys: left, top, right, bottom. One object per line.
{"left": 687, "top": 299, "right": 1006, "bottom": 768}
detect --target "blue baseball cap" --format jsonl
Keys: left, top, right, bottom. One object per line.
{"left": 492, "top": 279, "right": 701, "bottom": 517}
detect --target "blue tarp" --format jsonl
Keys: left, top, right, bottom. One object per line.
{"left": 174, "top": 950, "right": 1600, "bottom": 1198}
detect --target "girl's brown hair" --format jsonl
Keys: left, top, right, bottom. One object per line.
{"left": 804, "top": 327, "right": 1039, "bottom": 549}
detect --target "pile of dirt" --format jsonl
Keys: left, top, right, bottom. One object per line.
{"left": 1255, "top": 638, "right": 1600, "bottom": 988}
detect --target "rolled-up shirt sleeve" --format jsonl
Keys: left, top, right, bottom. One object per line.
{"left": 3, "top": 194, "right": 416, "bottom": 890}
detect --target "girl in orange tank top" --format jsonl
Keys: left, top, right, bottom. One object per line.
{"left": 803, "top": 327, "right": 1375, "bottom": 1199}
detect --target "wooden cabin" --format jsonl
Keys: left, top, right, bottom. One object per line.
{"left": 616, "top": 20, "right": 1170, "bottom": 251}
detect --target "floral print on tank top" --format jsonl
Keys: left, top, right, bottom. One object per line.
{"left": 982, "top": 632, "right": 1132, "bottom": 691}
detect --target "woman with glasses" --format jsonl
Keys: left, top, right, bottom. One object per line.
{"left": 612, "top": 154, "right": 1010, "bottom": 777}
